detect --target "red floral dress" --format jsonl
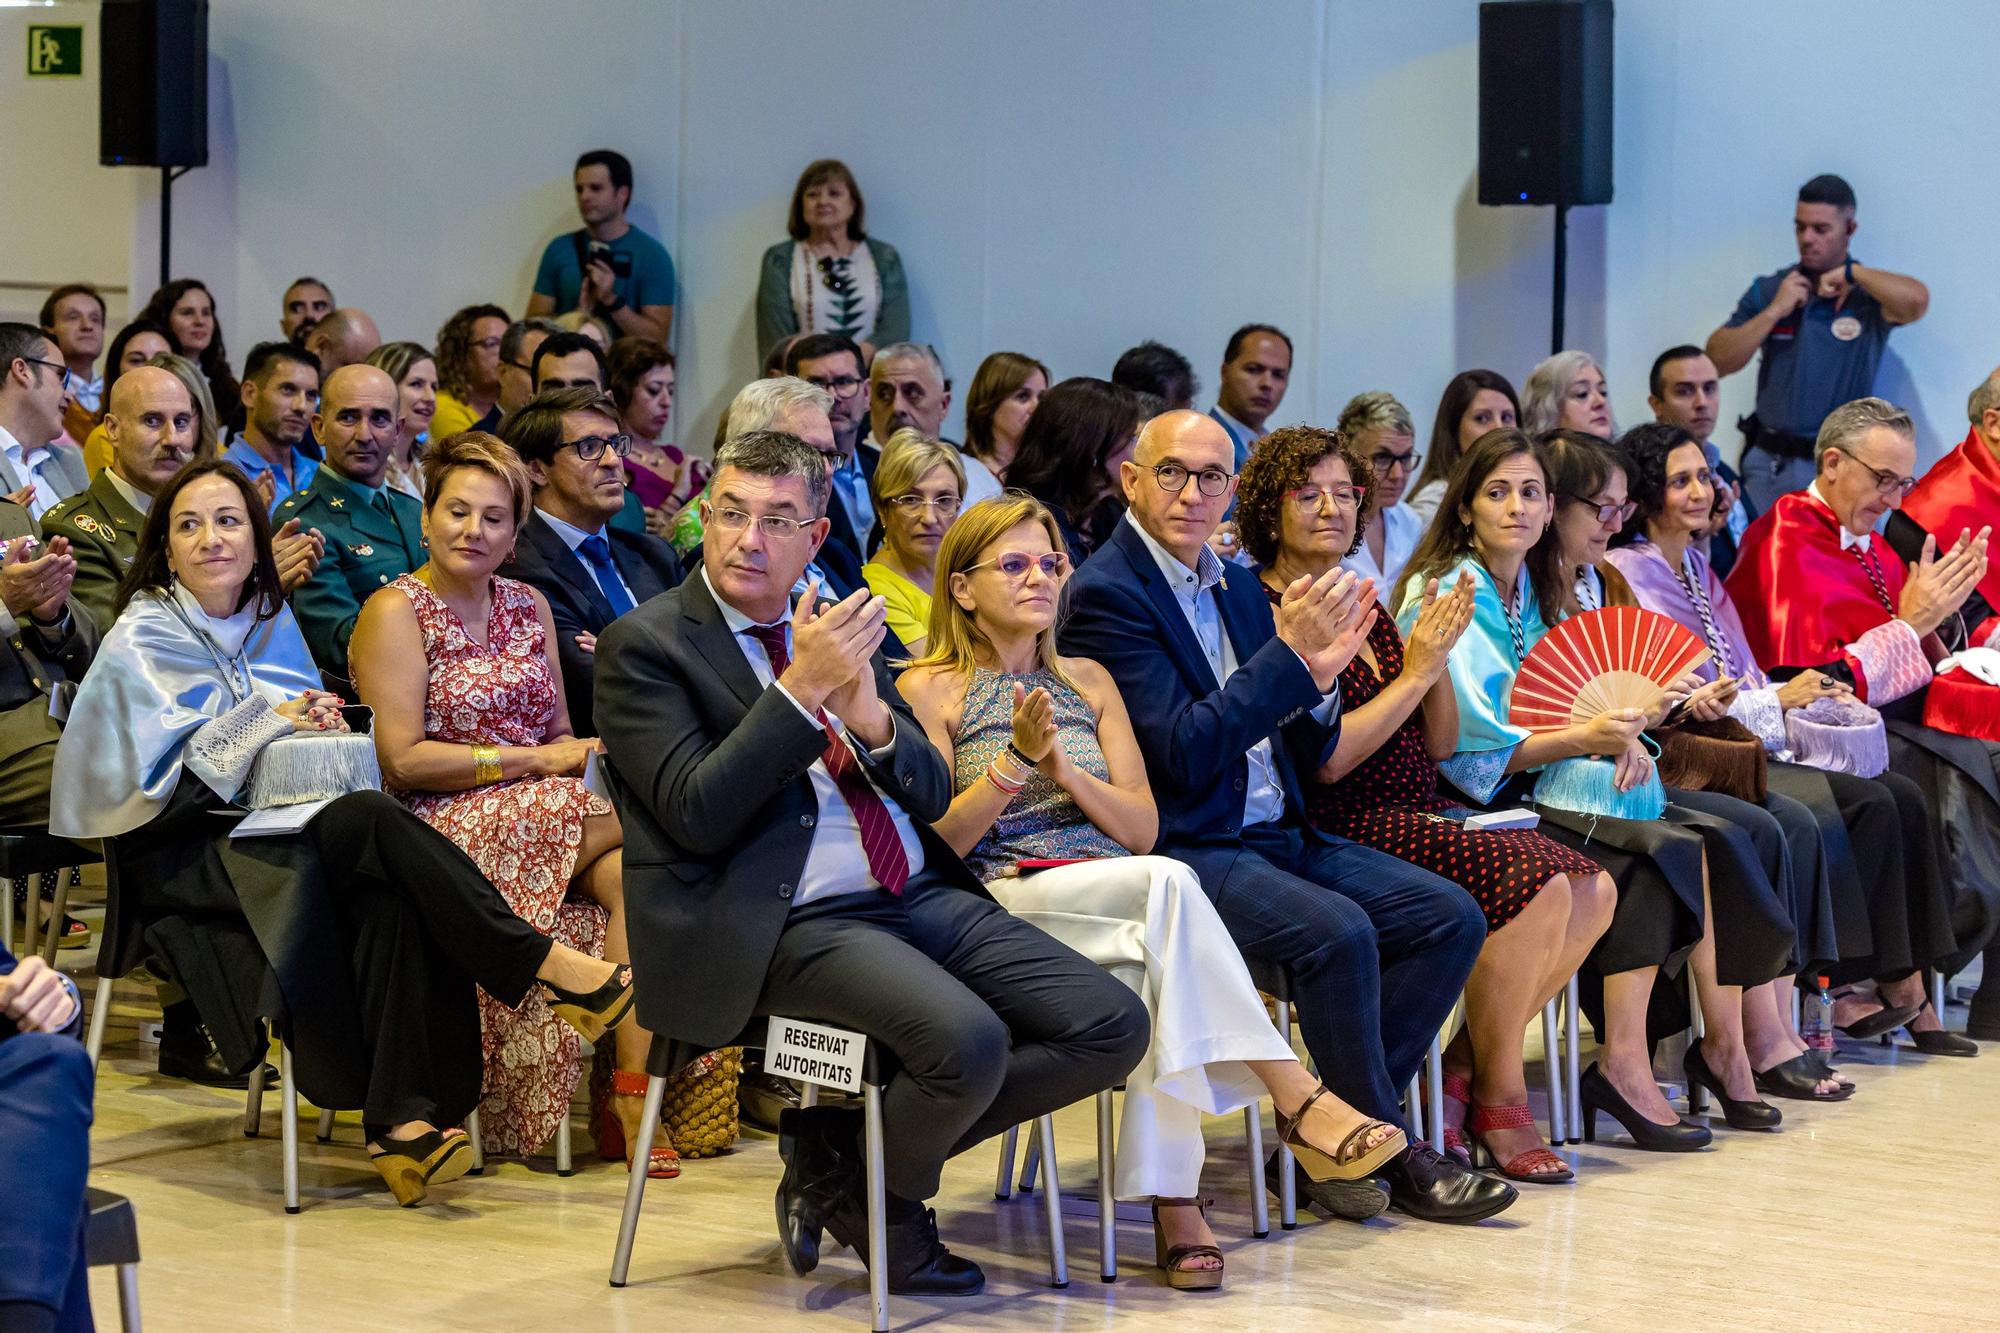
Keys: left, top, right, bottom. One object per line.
{"left": 385, "top": 574, "right": 610, "bottom": 1156}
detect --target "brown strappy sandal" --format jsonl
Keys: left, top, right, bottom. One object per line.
{"left": 1150, "top": 1197, "right": 1223, "bottom": 1291}
{"left": 1275, "top": 1084, "right": 1408, "bottom": 1182}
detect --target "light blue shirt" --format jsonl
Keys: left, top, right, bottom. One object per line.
{"left": 830, "top": 452, "right": 874, "bottom": 543}
{"left": 1123, "top": 512, "right": 1338, "bottom": 829}
{"left": 223, "top": 435, "right": 318, "bottom": 511}
{"left": 537, "top": 506, "right": 636, "bottom": 608}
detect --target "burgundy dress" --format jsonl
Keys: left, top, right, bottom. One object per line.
{"left": 1276, "top": 591, "right": 1603, "bottom": 932}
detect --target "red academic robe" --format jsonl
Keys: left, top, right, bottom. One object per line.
{"left": 1902, "top": 426, "right": 2000, "bottom": 643}
{"left": 1726, "top": 489, "right": 1936, "bottom": 705}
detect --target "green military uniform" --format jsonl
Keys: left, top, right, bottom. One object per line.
{"left": 279, "top": 466, "right": 428, "bottom": 686}
{"left": 40, "top": 470, "right": 145, "bottom": 634}
{"left": 0, "top": 499, "right": 100, "bottom": 826}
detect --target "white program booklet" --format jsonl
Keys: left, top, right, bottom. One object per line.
{"left": 581, "top": 749, "right": 613, "bottom": 802}
{"left": 228, "top": 799, "right": 332, "bottom": 838}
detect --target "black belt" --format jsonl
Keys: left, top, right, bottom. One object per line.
{"left": 1739, "top": 414, "right": 1819, "bottom": 461}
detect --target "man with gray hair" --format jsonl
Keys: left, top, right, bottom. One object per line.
{"left": 594, "top": 427, "right": 1146, "bottom": 1296}
{"left": 867, "top": 342, "right": 1001, "bottom": 506}
{"left": 1727, "top": 396, "right": 1999, "bottom": 1055}
{"left": 725, "top": 376, "right": 871, "bottom": 594}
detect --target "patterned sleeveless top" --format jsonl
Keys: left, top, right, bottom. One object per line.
{"left": 952, "top": 667, "right": 1125, "bottom": 882}
{"left": 391, "top": 573, "right": 556, "bottom": 748}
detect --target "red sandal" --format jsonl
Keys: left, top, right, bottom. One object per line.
{"left": 1437, "top": 1072, "right": 1474, "bottom": 1164}
{"left": 1467, "top": 1102, "right": 1573, "bottom": 1183}
{"left": 601, "top": 1070, "right": 682, "bottom": 1178}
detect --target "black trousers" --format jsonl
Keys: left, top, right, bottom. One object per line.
{"left": 0, "top": 1034, "right": 93, "bottom": 1333}
{"left": 754, "top": 878, "right": 1149, "bottom": 1201}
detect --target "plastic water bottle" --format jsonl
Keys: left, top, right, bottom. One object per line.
{"left": 1801, "top": 975, "right": 1836, "bottom": 1055}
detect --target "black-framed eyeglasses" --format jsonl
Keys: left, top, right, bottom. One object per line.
{"left": 1370, "top": 448, "right": 1421, "bottom": 476}
{"left": 566, "top": 433, "right": 632, "bottom": 461}
{"left": 17, "top": 356, "right": 72, "bottom": 391}
{"left": 1835, "top": 448, "right": 1917, "bottom": 499}
{"left": 1567, "top": 495, "right": 1637, "bottom": 525}
{"left": 502, "top": 357, "right": 528, "bottom": 372}
{"left": 1143, "top": 462, "right": 1234, "bottom": 497}
{"left": 805, "top": 374, "right": 865, "bottom": 399}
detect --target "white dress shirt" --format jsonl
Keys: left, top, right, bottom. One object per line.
{"left": 0, "top": 425, "right": 63, "bottom": 518}
{"left": 1807, "top": 480, "right": 1875, "bottom": 551}
{"left": 1124, "top": 512, "right": 1338, "bottom": 830}
{"left": 1344, "top": 500, "right": 1423, "bottom": 596}
{"left": 703, "top": 568, "right": 925, "bottom": 905}
{"left": 537, "top": 506, "right": 637, "bottom": 608}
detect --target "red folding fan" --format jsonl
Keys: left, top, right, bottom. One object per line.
{"left": 1508, "top": 606, "right": 1712, "bottom": 732}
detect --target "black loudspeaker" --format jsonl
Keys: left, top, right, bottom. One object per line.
{"left": 99, "top": 0, "right": 209, "bottom": 168}
{"left": 1478, "top": 0, "right": 1612, "bottom": 207}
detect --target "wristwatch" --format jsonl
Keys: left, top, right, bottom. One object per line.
{"left": 1844, "top": 256, "right": 1855, "bottom": 285}
{"left": 601, "top": 292, "right": 627, "bottom": 313}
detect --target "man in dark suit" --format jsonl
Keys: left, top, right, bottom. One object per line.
{"left": 500, "top": 387, "right": 680, "bottom": 734}
{"left": 594, "top": 430, "right": 1146, "bottom": 1296}
{"left": 1061, "top": 409, "right": 1510, "bottom": 1225}
{"left": 784, "top": 333, "right": 877, "bottom": 564}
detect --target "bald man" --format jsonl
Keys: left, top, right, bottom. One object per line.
{"left": 1060, "top": 410, "right": 1509, "bottom": 1226}
{"left": 302, "top": 307, "right": 382, "bottom": 375}
{"left": 280, "top": 365, "right": 426, "bottom": 683}
{"left": 43, "top": 366, "right": 196, "bottom": 628}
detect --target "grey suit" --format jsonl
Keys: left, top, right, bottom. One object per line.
{"left": 0, "top": 442, "right": 89, "bottom": 517}
{"left": 593, "top": 570, "right": 1146, "bottom": 1199}
{"left": 0, "top": 500, "right": 98, "bottom": 827}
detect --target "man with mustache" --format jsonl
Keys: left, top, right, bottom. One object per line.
{"left": 225, "top": 342, "right": 322, "bottom": 508}
{"left": 866, "top": 342, "right": 1001, "bottom": 507}
{"left": 281, "top": 365, "right": 427, "bottom": 688}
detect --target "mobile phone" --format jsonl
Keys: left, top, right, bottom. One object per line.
{"left": 587, "top": 240, "right": 613, "bottom": 266}
{"left": 1659, "top": 697, "right": 1691, "bottom": 728}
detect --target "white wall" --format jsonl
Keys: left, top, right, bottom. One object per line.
{"left": 16, "top": 0, "right": 1997, "bottom": 464}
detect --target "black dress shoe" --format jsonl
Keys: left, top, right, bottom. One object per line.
{"left": 738, "top": 1069, "right": 805, "bottom": 1133}
{"left": 827, "top": 1195, "right": 985, "bottom": 1296}
{"left": 1682, "top": 1044, "right": 1782, "bottom": 1130}
{"left": 774, "top": 1106, "right": 863, "bottom": 1276}
{"left": 1379, "top": 1143, "right": 1517, "bottom": 1223}
{"left": 1263, "top": 1148, "right": 1391, "bottom": 1221}
{"left": 158, "top": 1033, "right": 277, "bottom": 1090}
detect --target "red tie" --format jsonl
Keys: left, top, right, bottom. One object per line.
{"left": 746, "top": 622, "right": 911, "bottom": 896}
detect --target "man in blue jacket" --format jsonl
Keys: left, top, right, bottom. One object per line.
{"left": 0, "top": 945, "right": 94, "bottom": 1332}
{"left": 1061, "top": 409, "right": 1510, "bottom": 1224}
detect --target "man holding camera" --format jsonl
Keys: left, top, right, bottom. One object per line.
{"left": 526, "top": 149, "right": 676, "bottom": 343}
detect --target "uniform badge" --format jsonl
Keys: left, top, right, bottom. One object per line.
{"left": 73, "top": 515, "right": 102, "bottom": 536}
{"left": 350, "top": 544, "right": 374, "bottom": 556}
{"left": 329, "top": 497, "right": 345, "bottom": 509}
{"left": 1830, "top": 315, "right": 1863, "bottom": 342}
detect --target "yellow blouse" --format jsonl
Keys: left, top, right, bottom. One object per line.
{"left": 83, "top": 424, "right": 113, "bottom": 477}
{"left": 863, "top": 558, "right": 933, "bottom": 650}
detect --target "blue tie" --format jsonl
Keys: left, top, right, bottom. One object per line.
{"left": 578, "top": 534, "right": 636, "bottom": 616}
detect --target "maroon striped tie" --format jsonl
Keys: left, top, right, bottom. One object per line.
{"left": 746, "top": 623, "right": 910, "bottom": 896}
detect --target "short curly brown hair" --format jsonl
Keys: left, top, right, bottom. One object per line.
{"left": 1235, "top": 425, "right": 1378, "bottom": 566}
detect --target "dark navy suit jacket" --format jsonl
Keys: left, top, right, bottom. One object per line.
{"left": 1057, "top": 516, "right": 1343, "bottom": 882}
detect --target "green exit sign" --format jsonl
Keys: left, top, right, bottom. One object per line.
{"left": 28, "top": 25, "right": 83, "bottom": 78}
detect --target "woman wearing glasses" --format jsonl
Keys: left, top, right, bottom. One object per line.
{"left": 864, "top": 429, "right": 965, "bottom": 655}
{"left": 756, "top": 159, "right": 911, "bottom": 361}
{"left": 347, "top": 432, "right": 675, "bottom": 1176}
{"left": 1335, "top": 391, "right": 1426, "bottom": 592}
{"left": 898, "top": 494, "right": 1407, "bottom": 1291}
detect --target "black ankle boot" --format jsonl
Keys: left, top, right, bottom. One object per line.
{"left": 774, "top": 1106, "right": 863, "bottom": 1276}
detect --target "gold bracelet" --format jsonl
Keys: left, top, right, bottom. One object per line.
{"left": 471, "top": 744, "right": 502, "bottom": 785}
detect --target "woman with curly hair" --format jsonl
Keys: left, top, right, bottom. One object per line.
{"left": 1236, "top": 425, "right": 1614, "bottom": 1182}
{"left": 429, "top": 304, "right": 510, "bottom": 438}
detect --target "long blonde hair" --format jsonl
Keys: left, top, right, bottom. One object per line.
{"left": 904, "top": 493, "right": 1075, "bottom": 690}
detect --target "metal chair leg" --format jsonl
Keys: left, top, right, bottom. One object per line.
{"left": 1244, "top": 1103, "right": 1269, "bottom": 1239}
{"left": 316, "top": 1108, "right": 336, "bottom": 1142}
{"left": 864, "top": 1079, "right": 890, "bottom": 1332}
{"left": 20, "top": 876, "right": 38, "bottom": 960}
{"left": 800, "top": 1083, "right": 819, "bottom": 1109}
{"left": 1272, "top": 998, "right": 1297, "bottom": 1230}
{"left": 244, "top": 1061, "right": 266, "bottom": 1138}
{"left": 1541, "top": 999, "right": 1565, "bottom": 1144}
{"left": 281, "top": 1046, "right": 300, "bottom": 1214}
{"left": 1036, "top": 1114, "right": 1068, "bottom": 1288}
{"left": 115, "top": 1262, "right": 141, "bottom": 1333}
{"left": 1018, "top": 1126, "right": 1042, "bottom": 1194}
{"left": 608, "top": 1073, "right": 668, "bottom": 1287}
{"left": 555, "top": 1103, "right": 574, "bottom": 1177}
{"left": 465, "top": 1109, "right": 485, "bottom": 1176}
{"left": 993, "top": 1123, "right": 1018, "bottom": 1199}
{"left": 1933, "top": 970, "right": 1947, "bottom": 1017}
{"left": 86, "top": 974, "right": 113, "bottom": 1068}
{"left": 1686, "top": 969, "right": 1706, "bottom": 1115}
{"left": 1426, "top": 1034, "right": 1445, "bottom": 1152}
{"left": 1095, "top": 1090, "right": 1116, "bottom": 1282}
{"left": 1564, "top": 974, "right": 1583, "bottom": 1143}
{"left": 40, "top": 868, "right": 72, "bottom": 965}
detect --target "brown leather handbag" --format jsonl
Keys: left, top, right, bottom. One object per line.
{"left": 1654, "top": 717, "right": 1768, "bottom": 803}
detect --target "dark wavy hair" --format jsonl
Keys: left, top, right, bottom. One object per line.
{"left": 434, "top": 303, "right": 510, "bottom": 400}
{"left": 102, "top": 318, "right": 172, "bottom": 400}
{"left": 1414, "top": 369, "right": 1520, "bottom": 501}
{"left": 1401, "top": 427, "right": 1566, "bottom": 625}
{"left": 141, "top": 279, "right": 238, "bottom": 427}
{"left": 1614, "top": 420, "right": 1704, "bottom": 544}
{"left": 1235, "top": 425, "right": 1376, "bottom": 567}
{"left": 1004, "top": 377, "right": 1144, "bottom": 527}
{"left": 116, "top": 460, "right": 283, "bottom": 621}
{"left": 787, "top": 159, "right": 867, "bottom": 241}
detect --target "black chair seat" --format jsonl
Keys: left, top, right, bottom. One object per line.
{"left": 84, "top": 1188, "right": 140, "bottom": 1267}
{"left": 0, "top": 831, "right": 100, "bottom": 879}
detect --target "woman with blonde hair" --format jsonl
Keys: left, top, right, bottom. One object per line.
{"left": 1521, "top": 349, "right": 1614, "bottom": 438}
{"left": 864, "top": 428, "right": 967, "bottom": 654}
{"left": 962, "top": 351, "right": 1050, "bottom": 484}
{"left": 899, "top": 494, "right": 1406, "bottom": 1291}
{"left": 363, "top": 340, "right": 440, "bottom": 499}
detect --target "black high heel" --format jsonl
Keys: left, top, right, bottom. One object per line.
{"left": 543, "top": 962, "right": 636, "bottom": 1042}
{"left": 1578, "top": 1063, "right": 1712, "bottom": 1152}
{"left": 1682, "top": 1044, "right": 1782, "bottom": 1130}
{"left": 366, "top": 1127, "right": 472, "bottom": 1207}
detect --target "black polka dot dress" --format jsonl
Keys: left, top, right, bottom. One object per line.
{"left": 1293, "top": 595, "right": 1603, "bottom": 934}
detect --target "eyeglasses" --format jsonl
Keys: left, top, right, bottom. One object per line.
{"left": 888, "top": 493, "right": 962, "bottom": 518}
{"left": 1568, "top": 495, "right": 1638, "bottom": 525}
{"left": 1835, "top": 448, "right": 1918, "bottom": 499}
{"left": 567, "top": 433, "right": 631, "bottom": 461}
{"left": 969, "top": 550, "right": 1070, "bottom": 580}
{"left": 1369, "top": 448, "right": 1421, "bottom": 476}
{"left": 804, "top": 374, "right": 866, "bottom": 399}
{"left": 1286, "top": 484, "right": 1365, "bottom": 513}
{"left": 501, "top": 357, "right": 528, "bottom": 372}
{"left": 1142, "top": 462, "right": 1235, "bottom": 497}
{"left": 17, "top": 356, "right": 72, "bottom": 391}
{"left": 707, "top": 504, "right": 813, "bottom": 541}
